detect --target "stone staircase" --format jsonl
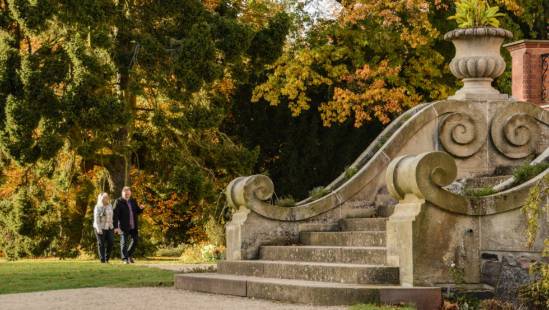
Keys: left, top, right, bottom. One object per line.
{"left": 175, "top": 217, "right": 441, "bottom": 309}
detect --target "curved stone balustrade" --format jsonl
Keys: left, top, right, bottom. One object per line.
{"left": 225, "top": 100, "right": 548, "bottom": 221}
{"left": 385, "top": 151, "right": 549, "bottom": 216}
{"left": 226, "top": 174, "right": 344, "bottom": 221}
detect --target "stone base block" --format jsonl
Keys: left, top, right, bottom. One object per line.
{"left": 175, "top": 273, "right": 442, "bottom": 309}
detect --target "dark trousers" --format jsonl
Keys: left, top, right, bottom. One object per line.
{"left": 95, "top": 229, "right": 114, "bottom": 262}
{"left": 120, "top": 229, "right": 138, "bottom": 260}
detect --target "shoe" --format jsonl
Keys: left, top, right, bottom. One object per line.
{"left": 123, "top": 259, "right": 129, "bottom": 264}
{"left": 100, "top": 260, "right": 106, "bottom": 264}
{"left": 129, "top": 257, "right": 135, "bottom": 264}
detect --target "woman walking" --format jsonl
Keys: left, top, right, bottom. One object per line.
{"left": 93, "top": 192, "right": 114, "bottom": 263}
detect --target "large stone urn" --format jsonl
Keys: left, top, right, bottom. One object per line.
{"left": 444, "top": 27, "right": 513, "bottom": 100}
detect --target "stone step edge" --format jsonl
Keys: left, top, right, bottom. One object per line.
{"left": 259, "top": 246, "right": 387, "bottom": 264}
{"left": 300, "top": 231, "right": 387, "bottom": 235}
{"left": 339, "top": 218, "right": 388, "bottom": 231}
{"left": 175, "top": 273, "right": 442, "bottom": 308}
{"left": 176, "top": 272, "right": 400, "bottom": 289}
{"left": 220, "top": 260, "right": 392, "bottom": 268}
{"left": 260, "top": 245, "right": 387, "bottom": 250}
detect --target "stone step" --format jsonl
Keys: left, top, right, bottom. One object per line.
{"left": 218, "top": 260, "right": 399, "bottom": 285}
{"left": 340, "top": 218, "right": 387, "bottom": 231}
{"left": 259, "top": 245, "right": 386, "bottom": 265}
{"left": 376, "top": 204, "right": 395, "bottom": 217}
{"left": 175, "top": 273, "right": 442, "bottom": 309}
{"left": 300, "top": 231, "right": 386, "bottom": 247}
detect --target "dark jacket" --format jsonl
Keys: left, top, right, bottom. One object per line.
{"left": 113, "top": 197, "right": 143, "bottom": 232}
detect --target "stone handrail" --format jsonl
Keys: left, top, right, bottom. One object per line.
{"left": 226, "top": 100, "right": 548, "bottom": 221}
{"left": 385, "top": 151, "right": 549, "bottom": 215}
{"left": 226, "top": 174, "right": 345, "bottom": 221}
{"left": 468, "top": 168, "right": 549, "bottom": 215}
{"left": 310, "top": 102, "right": 429, "bottom": 198}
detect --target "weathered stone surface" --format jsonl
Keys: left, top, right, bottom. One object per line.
{"left": 246, "top": 278, "right": 382, "bottom": 306}
{"left": 218, "top": 260, "right": 399, "bottom": 285}
{"left": 339, "top": 218, "right": 387, "bottom": 232}
{"left": 495, "top": 255, "right": 533, "bottom": 301}
{"left": 438, "top": 108, "right": 488, "bottom": 158}
{"left": 490, "top": 101, "right": 547, "bottom": 159}
{"left": 175, "top": 273, "right": 247, "bottom": 296}
{"left": 479, "top": 251, "right": 542, "bottom": 302}
{"left": 385, "top": 152, "right": 482, "bottom": 286}
{"left": 297, "top": 223, "right": 339, "bottom": 232}
{"left": 260, "top": 245, "right": 387, "bottom": 265}
{"left": 300, "top": 231, "right": 386, "bottom": 247}
{"left": 379, "top": 287, "right": 442, "bottom": 310}
{"left": 175, "top": 273, "right": 442, "bottom": 308}
{"left": 480, "top": 260, "right": 502, "bottom": 287}
{"left": 480, "top": 207, "right": 548, "bottom": 252}
{"left": 340, "top": 200, "right": 377, "bottom": 218}
{"left": 464, "top": 175, "right": 511, "bottom": 188}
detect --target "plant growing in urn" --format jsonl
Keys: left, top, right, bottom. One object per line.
{"left": 444, "top": 0, "right": 512, "bottom": 100}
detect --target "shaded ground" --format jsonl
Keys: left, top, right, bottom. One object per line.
{"left": 0, "top": 287, "right": 346, "bottom": 310}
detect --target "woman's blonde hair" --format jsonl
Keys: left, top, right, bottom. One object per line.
{"left": 96, "top": 192, "right": 110, "bottom": 207}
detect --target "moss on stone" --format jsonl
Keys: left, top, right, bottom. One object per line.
{"left": 464, "top": 187, "right": 496, "bottom": 197}
{"left": 309, "top": 186, "right": 330, "bottom": 200}
{"left": 276, "top": 196, "right": 296, "bottom": 208}
{"left": 512, "top": 162, "right": 549, "bottom": 185}
{"left": 344, "top": 166, "right": 358, "bottom": 179}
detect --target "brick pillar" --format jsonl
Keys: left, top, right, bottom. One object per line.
{"left": 504, "top": 40, "right": 549, "bottom": 107}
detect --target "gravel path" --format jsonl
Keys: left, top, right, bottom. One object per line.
{"left": 0, "top": 287, "right": 347, "bottom": 310}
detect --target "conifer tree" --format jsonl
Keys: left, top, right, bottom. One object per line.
{"left": 0, "top": 0, "right": 288, "bottom": 257}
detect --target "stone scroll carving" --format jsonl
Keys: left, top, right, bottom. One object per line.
{"left": 438, "top": 111, "right": 487, "bottom": 158}
{"left": 490, "top": 107, "right": 541, "bottom": 159}
{"left": 226, "top": 174, "right": 344, "bottom": 221}
{"left": 226, "top": 175, "right": 274, "bottom": 209}
{"left": 386, "top": 151, "right": 468, "bottom": 213}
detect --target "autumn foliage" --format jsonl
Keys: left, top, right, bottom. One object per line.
{"left": 252, "top": 0, "right": 547, "bottom": 127}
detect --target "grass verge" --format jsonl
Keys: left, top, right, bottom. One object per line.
{"left": 0, "top": 259, "right": 174, "bottom": 294}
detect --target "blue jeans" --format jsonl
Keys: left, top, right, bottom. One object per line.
{"left": 120, "top": 229, "right": 138, "bottom": 260}
{"left": 95, "top": 229, "right": 114, "bottom": 262}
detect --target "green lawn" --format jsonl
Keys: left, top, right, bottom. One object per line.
{"left": 0, "top": 259, "right": 175, "bottom": 294}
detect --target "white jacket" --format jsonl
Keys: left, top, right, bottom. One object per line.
{"left": 93, "top": 204, "right": 114, "bottom": 232}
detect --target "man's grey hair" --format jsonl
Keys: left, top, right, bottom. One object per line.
{"left": 122, "top": 186, "right": 131, "bottom": 192}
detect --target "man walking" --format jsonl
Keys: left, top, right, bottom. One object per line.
{"left": 113, "top": 186, "right": 145, "bottom": 264}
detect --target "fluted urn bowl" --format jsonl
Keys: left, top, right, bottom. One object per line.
{"left": 444, "top": 27, "right": 513, "bottom": 100}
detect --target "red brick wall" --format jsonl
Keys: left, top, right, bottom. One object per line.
{"left": 504, "top": 40, "right": 549, "bottom": 106}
